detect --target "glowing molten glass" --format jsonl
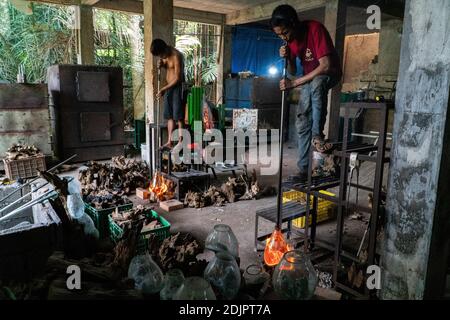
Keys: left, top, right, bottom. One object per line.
{"left": 264, "top": 228, "right": 289, "bottom": 267}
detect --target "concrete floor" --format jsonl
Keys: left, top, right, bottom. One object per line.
{"left": 52, "top": 141, "right": 388, "bottom": 272}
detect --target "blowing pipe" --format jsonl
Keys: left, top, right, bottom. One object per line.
{"left": 275, "top": 48, "right": 289, "bottom": 229}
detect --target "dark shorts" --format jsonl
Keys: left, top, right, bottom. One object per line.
{"left": 163, "top": 83, "right": 185, "bottom": 121}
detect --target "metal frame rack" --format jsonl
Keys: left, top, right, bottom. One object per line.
{"left": 290, "top": 101, "right": 391, "bottom": 299}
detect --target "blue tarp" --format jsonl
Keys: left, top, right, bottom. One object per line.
{"left": 231, "top": 26, "right": 303, "bottom": 77}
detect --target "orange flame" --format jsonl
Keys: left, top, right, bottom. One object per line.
{"left": 264, "top": 228, "right": 289, "bottom": 267}
{"left": 149, "top": 171, "right": 169, "bottom": 201}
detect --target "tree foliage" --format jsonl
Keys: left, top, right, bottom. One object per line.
{"left": 0, "top": 1, "right": 76, "bottom": 83}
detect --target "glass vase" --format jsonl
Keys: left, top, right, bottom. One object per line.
{"left": 272, "top": 250, "right": 318, "bottom": 300}
{"left": 205, "top": 224, "right": 239, "bottom": 258}
{"left": 204, "top": 251, "right": 241, "bottom": 300}
{"left": 128, "top": 253, "right": 164, "bottom": 295}
{"left": 173, "top": 276, "right": 216, "bottom": 300}
{"left": 243, "top": 264, "right": 270, "bottom": 298}
{"left": 160, "top": 269, "right": 185, "bottom": 300}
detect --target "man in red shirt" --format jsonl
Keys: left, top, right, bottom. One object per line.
{"left": 271, "top": 4, "right": 342, "bottom": 182}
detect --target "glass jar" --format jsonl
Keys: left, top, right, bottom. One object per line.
{"left": 173, "top": 276, "right": 216, "bottom": 300}
{"left": 243, "top": 264, "right": 270, "bottom": 298}
{"left": 204, "top": 251, "right": 241, "bottom": 300}
{"left": 128, "top": 254, "right": 164, "bottom": 295}
{"left": 205, "top": 224, "right": 239, "bottom": 258}
{"left": 272, "top": 250, "right": 318, "bottom": 300}
{"left": 160, "top": 269, "right": 185, "bottom": 300}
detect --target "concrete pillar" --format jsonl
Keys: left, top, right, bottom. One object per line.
{"left": 143, "top": 0, "right": 173, "bottom": 171}
{"left": 381, "top": 0, "right": 450, "bottom": 299}
{"left": 323, "top": 0, "right": 346, "bottom": 141}
{"left": 75, "top": 5, "right": 95, "bottom": 65}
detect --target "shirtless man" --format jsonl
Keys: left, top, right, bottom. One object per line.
{"left": 150, "top": 38, "right": 185, "bottom": 149}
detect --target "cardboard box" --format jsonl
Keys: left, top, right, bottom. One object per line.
{"left": 136, "top": 187, "right": 150, "bottom": 200}
{"left": 159, "top": 199, "right": 184, "bottom": 212}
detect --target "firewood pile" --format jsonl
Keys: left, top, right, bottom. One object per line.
{"left": 184, "top": 169, "right": 275, "bottom": 208}
{"left": 78, "top": 156, "right": 150, "bottom": 196}
{"left": 0, "top": 251, "right": 142, "bottom": 300}
{"left": 5, "top": 144, "right": 42, "bottom": 160}
{"left": 147, "top": 232, "right": 207, "bottom": 277}
{"left": 84, "top": 190, "right": 132, "bottom": 210}
{"left": 111, "top": 205, "right": 162, "bottom": 232}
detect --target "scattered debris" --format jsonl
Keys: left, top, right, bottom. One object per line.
{"left": 312, "top": 153, "right": 339, "bottom": 177}
{"left": 317, "top": 271, "right": 333, "bottom": 289}
{"left": 147, "top": 232, "right": 207, "bottom": 277}
{"left": 5, "top": 144, "right": 42, "bottom": 160}
{"left": 110, "top": 218, "right": 144, "bottom": 278}
{"left": 184, "top": 169, "right": 275, "bottom": 208}
{"left": 347, "top": 262, "right": 365, "bottom": 289}
{"left": 78, "top": 156, "right": 150, "bottom": 196}
{"left": 350, "top": 213, "right": 363, "bottom": 220}
{"left": 84, "top": 189, "right": 131, "bottom": 210}
{"left": 111, "top": 205, "right": 161, "bottom": 233}
{"left": 185, "top": 186, "right": 227, "bottom": 208}
{"left": 359, "top": 250, "right": 368, "bottom": 264}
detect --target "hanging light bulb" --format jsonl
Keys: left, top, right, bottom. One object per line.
{"left": 268, "top": 65, "right": 278, "bottom": 76}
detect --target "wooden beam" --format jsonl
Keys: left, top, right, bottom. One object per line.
{"left": 31, "top": 0, "right": 144, "bottom": 14}
{"left": 81, "top": 0, "right": 100, "bottom": 5}
{"left": 33, "top": 0, "right": 227, "bottom": 21}
{"left": 95, "top": 0, "right": 142, "bottom": 13}
{"left": 174, "top": 7, "right": 224, "bottom": 25}
{"left": 226, "top": 0, "right": 326, "bottom": 25}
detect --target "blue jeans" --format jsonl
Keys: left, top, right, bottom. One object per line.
{"left": 295, "top": 75, "right": 337, "bottom": 172}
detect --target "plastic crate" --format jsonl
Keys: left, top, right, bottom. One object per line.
{"left": 84, "top": 202, "right": 133, "bottom": 238}
{"left": 282, "top": 190, "right": 336, "bottom": 228}
{"left": 108, "top": 209, "right": 170, "bottom": 254}
{"left": 3, "top": 155, "right": 46, "bottom": 180}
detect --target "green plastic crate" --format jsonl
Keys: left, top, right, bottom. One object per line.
{"left": 84, "top": 202, "right": 133, "bottom": 239}
{"left": 108, "top": 209, "right": 171, "bottom": 253}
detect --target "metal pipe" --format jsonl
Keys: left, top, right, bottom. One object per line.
{"left": 0, "top": 175, "right": 74, "bottom": 217}
{"left": 0, "top": 190, "right": 58, "bottom": 223}
{"left": 0, "top": 154, "right": 77, "bottom": 203}
{"left": 275, "top": 48, "right": 288, "bottom": 229}
{"left": 154, "top": 65, "right": 162, "bottom": 172}
{"left": 0, "top": 181, "right": 49, "bottom": 216}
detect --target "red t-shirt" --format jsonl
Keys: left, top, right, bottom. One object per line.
{"left": 288, "top": 20, "right": 342, "bottom": 78}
